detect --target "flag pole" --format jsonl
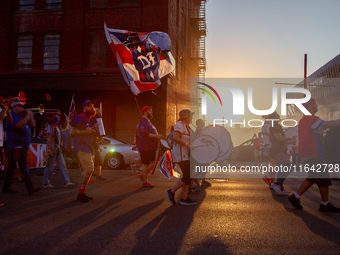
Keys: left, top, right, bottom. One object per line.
{"left": 69, "top": 93, "right": 75, "bottom": 115}
{"left": 134, "top": 95, "right": 141, "bottom": 118}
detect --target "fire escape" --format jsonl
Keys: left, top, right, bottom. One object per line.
{"left": 190, "top": 0, "right": 207, "bottom": 118}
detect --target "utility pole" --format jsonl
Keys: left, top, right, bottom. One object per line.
{"left": 304, "top": 54, "right": 307, "bottom": 89}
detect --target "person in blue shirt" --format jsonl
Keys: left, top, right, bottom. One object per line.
{"left": 137, "top": 106, "right": 163, "bottom": 188}
{"left": 3, "top": 101, "right": 41, "bottom": 195}
{"left": 71, "top": 100, "right": 98, "bottom": 202}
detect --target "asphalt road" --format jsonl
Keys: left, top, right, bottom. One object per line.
{"left": 0, "top": 167, "right": 339, "bottom": 255}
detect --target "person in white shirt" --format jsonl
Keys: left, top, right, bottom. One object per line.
{"left": 166, "top": 109, "right": 197, "bottom": 206}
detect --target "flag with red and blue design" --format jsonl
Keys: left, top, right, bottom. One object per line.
{"left": 104, "top": 23, "right": 174, "bottom": 95}
{"left": 159, "top": 150, "right": 180, "bottom": 180}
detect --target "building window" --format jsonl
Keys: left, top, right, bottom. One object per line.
{"left": 119, "top": 0, "right": 139, "bottom": 6}
{"left": 43, "top": 34, "right": 60, "bottom": 70}
{"left": 19, "top": 0, "right": 35, "bottom": 11}
{"left": 88, "top": 30, "right": 107, "bottom": 69}
{"left": 16, "top": 34, "right": 33, "bottom": 71}
{"left": 90, "top": 0, "right": 109, "bottom": 7}
{"left": 46, "top": 0, "right": 62, "bottom": 9}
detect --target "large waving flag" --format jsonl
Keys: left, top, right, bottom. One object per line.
{"left": 104, "top": 23, "right": 174, "bottom": 95}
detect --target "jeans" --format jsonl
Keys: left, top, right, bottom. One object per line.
{"left": 42, "top": 148, "right": 70, "bottom": 185}
{"left": 275, "top": 159, "right": 292, "bottom": 187}
{"left": 3, "top": 147, "right": 34, "bottom": 192}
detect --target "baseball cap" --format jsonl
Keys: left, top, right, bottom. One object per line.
{"left": 141, "top": 106, "right": 152, "bottom": 114}
{"left": 11, "top": 101, "right": 23, "bottom": 108}
{"left": 302, "top": 97, "right": 317, "bottom": 108}
{"left": 82, "top": 100, "right": 94, "bottom": 108}
{"left": 179, "top": 109, "right": 194, "bottom": 119}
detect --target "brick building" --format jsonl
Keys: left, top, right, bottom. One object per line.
{"left": 0, "top": 0, "right": 206, "bottom": 142}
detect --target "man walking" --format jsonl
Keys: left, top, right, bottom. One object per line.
{"left": 166, "top": 109, "right": 197, "bottom": 206}
{"left": 288, "top": 98, "right": 340, "bottom": 212}
{"left": 71, "top": 100, "right": 98, "bottom": 202}
{"left": 3, "top": 102, "right": 41, "bottom": 195}
{"left": 42, "top": 113, "right": 74, "bottom": 188}
{"left": 137, "top": 106, "right": 163, "bottom": 187}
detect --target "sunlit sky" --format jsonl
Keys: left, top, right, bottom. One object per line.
{"left": 200, "top": 0, "right": 340, "bottom": 126}
{"left": 205, "top": 0, "right": 340, "bottom": 78}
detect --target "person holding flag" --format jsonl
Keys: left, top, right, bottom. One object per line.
{"left": 137, "top": 106, "right": 163, "bottom": 188}
{"left": 41, "top": 112, "right": 75, "bottom": 189}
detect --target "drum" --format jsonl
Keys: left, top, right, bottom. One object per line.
{"left": 200, "top": 125, "right": 233, "bottom": 162}
{"left": 324, "top": 124, "right": 340, "bottom": 164}
{"left": 191, "top": 135, "right": 220, "bottom": 164}
{"left": 160, "top": 139, "right": 170, "bottom": 151}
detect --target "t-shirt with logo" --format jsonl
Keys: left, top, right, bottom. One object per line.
{"left": 72, "top": 113, "right": 97, "bottom": 155}
{"left": 5, "top": 111, "right": 31, "bottom": 149}
{"left": 172, "top": 120, "right": 191, "bottom": 163}
{"left": 137, "top": 118, "right": 158, "bottom": 151}
{"left": 298, "top": 115, "right": 326, "bottom": 158}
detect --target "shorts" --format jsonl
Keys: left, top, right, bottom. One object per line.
{"left": 77, "top": 151, "right": 94, "bottom": 174}
{"left": 178, "top": 160, "right": 190, "bottom": 185}
{"left": 303, "top": 157, "right": 332, "bottom": 187}
{"left": 140, "top": 149, "right": 157, "bottom": 165}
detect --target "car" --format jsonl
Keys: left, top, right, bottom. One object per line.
{"left": 229, "top": 139, "right": 255, "bottom": 162}
{"left": 98, "top": 136, "right": 140, "bottom": 169}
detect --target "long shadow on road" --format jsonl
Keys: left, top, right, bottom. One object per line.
{"left": 128, "top": 186, "right": 213, "bottom": 255}
{"left": 2, "top": 188, "right": 154, "bottom": 255}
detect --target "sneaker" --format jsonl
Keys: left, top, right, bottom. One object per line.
{"left": 77, "top": 193, "right": 90, "bottom": 202}
{"left": 271, "top": 183, "right": 283, "bottom": 195}
{"left": 143, "top": 182, "right": 154, "bottom": 188}
{"left": 0, "top": 202, "right": 4, "bottom": 207}
{"left": 319, "top": 203, "right": 340, "bottom": 213}
{"left": 262, "top": 176, "right": 271, "bottom": 186}
{"left": 96, "top": 176, "right": 108, "bottom": 181}
{"left": 28, "top": 187, "right": 41, "bottom": 195}
{"left": 189, "top": 188, "right": 201, "bottom": 194}
{"left": 63, "top": 182, "right": 75, "bottom": 188}
{"left": 89, "top": 179, "right": 94, "bottom": 183}
{"left": 288, "top": 194, "right": 303, "bottom": 210}
{"left": 42, "top": 184, "right": 54, "bottom": 188}
{"left": 150, "top": 170, "right": 156, "bottom": 176}
{"left": 179, "top": 197, "right": 197, "bottom": 206}
{"left": 139, "top": 174, "right": 144, "bottom": 182}
{"left": 166, "top": 189, "right": 176, "bottom": 205}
